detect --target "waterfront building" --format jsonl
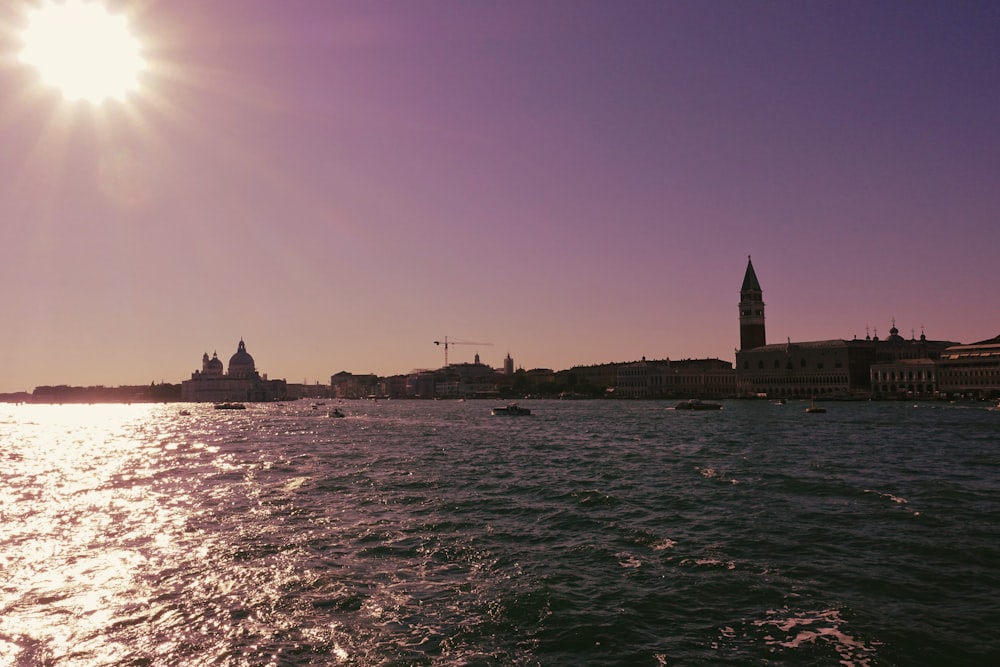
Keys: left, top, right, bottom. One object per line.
{"left": 867, "top": 324, "right": 958, "bottom": 398}
{"left": 735, "top": 257, "right": 876, "bottom": 397}
{"left": 379, "top": 375, "right": 409, "bottom": 399}
{"left": 330, "top": 371, "right": 379, "bottom": 399}
{"left": 617, "top": 358, "right": 736, "bottom": 399}
{"left": 285, "top": 383, "right": 330, "bottom": 400}
{"left": 936, "top": 335, "right": 1000, "bottom": 399}
{"left": 737, "top": 339, "right": 876, "bottom": 398}
{"left": 434, "top": 353, "right": 500, "bottom": 398}
{"left": 871, "top": 321, "right": 957, "bottom": 364}
{"left": 181, "top": 339, "right": 287, "bottom": 402}
{"left": 557, "top": 363, "right": 619, "bottom": 395}
{"left": 870, "top": 358, "right": 938, "bottom": 398}
{"left": 405, "top": 370, "right": 437, "bottom": 399}
{"left": 732, "top": 258, "right": 961, "bottom": 399}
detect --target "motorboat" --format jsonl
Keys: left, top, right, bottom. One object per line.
{"left": 491, "top": 403, "right": 531, "bottom": 416}
{"left": 329, "top": 408, "right": 346, "bottom": 418}
{"left": 672, "top": 399, "right": 723, "bottom": 410}
{"left": 214, "top": 402, "right": 246, "bottom": 410}
{"left": 805, "top": 399, "right": 826, "bottom": 414}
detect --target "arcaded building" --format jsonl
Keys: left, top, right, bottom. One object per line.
{"left": 737, "top": 338, "right": 877, "bottom": 398}
{"left": 181, "top": 339, "right": 287, "bottom": 402}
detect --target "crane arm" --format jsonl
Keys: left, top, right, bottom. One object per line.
{"left": 433, "top": 336, "right": 494, "bottom": 367}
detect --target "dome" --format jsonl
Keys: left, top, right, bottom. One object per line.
{"left": 228, "top": 339, "right": 256, "bottom": 377}
{"left": 886, "top": 320, "right": 904, "bottom": 343}
{"left": 200, "top": 351, "right": 224, "bottom": 377}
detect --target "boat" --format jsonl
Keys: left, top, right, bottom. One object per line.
{"left": 491, "top": 403, "right": 531, "bottom": 416}
{"left": 214, "top": 402, "right": 246, "bottom": 410}
{"left": 805, "top": 399, "right": 826, "bottom": 414}
{"left": 672, "top": 399, "right": 723, "bottom": 410}
{"left": 328, "top": 408, "right": 346, "bottom": 418}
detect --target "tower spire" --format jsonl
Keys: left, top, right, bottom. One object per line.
{"left": 739, "top": 256, "right": 766, "bottom": 351}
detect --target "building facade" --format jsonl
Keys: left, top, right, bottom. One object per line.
{"left": 330, "top": 371, "right": 380, "bottom": 399}
{"left": 936, "top": 336, "right": 1000, "bottom": 399}
{"left": 732, "top": 258, "right": 967, "bottom": 399}
{"left": 738, "top": 339, "right": 876, "bottom": 398}
{"left": 617, "top": 358, "right": 736, "bottom": 399}
{"left": 870, "top": 358, "right": 938, "bottom": 398}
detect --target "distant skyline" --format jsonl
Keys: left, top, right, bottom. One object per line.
{"left": 1, "top": 0, "right": 997, "bottom": 393}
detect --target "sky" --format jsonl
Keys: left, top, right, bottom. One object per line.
{"left": 0, "top": 0, "right": 998, "bottom": 393}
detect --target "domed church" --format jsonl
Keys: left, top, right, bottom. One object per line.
{"left": 181, "top": 339, "right": 286, "bottom": 402}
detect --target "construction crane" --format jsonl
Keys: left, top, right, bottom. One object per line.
{"left": 434, "top": 336, "right": 493, "bottom": 368}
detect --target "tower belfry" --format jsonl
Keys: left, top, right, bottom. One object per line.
{"left": 739, "top": 256, "right": 766, "bottom": 351}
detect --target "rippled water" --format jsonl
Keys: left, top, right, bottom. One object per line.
{"left": 2, "top": 400, "right": 998, "bottom": 666}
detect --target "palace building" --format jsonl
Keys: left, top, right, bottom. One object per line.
{"left": 181, "top": 339, "right": 287, "bottom": 402}
{"left": 733, "top": 258, "right": 957, "bottom": 399}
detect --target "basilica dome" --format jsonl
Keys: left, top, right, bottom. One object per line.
{"left": 228, "top": 339, "right": 256, "bottom": 377}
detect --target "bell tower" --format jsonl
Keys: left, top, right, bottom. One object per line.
{"left": 739, "top": 256, "right": 766, "bottom": 351}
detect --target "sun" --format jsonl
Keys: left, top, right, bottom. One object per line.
{"left": 19, "top": 0, "right": 146, "bottom": 103}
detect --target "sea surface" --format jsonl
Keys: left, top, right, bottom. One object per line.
{"left": 1, "top": 399, "right": 998, "bottom": 666}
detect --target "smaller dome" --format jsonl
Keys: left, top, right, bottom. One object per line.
{"left": 201, "top": 351, "right": 225, "bottom": 376}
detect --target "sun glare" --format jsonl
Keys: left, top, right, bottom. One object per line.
{"left": 19, "top": 0, "right": 146, "bottom": 103}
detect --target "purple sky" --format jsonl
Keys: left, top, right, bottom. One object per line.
{"left": 1, "top": 0, "right": 998, "bottom": 392}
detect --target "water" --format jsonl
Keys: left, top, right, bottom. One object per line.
{"left": 1, "top": 400, "right": 998, "bottom": 666}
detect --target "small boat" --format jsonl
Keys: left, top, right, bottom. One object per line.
{"left": 491, "top": 403, "right": 531, "bottom": 416}
{"left": 214, "top": 402, "right": 246, "bottom": 410}
{"left": 328, "top": 408, "right": 346, "bottom": 418}
{"left": 805, "top": 399, "right": 826, "bottom": 414}
{"left": 672, "top": 399, "right": 723, "bottom": 410}
{"left": 178, "top": 409, "right": 191, "bottom": 416}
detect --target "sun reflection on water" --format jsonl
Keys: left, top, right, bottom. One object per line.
{"left": 0, "top": 404, "right": 195, "bottom": 664}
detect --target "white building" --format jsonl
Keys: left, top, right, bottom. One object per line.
{"left": 936, "top": 335, "right": 1000, "bottom": 399}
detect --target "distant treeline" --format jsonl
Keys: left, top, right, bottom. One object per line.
{"left": 2, "top": 383, "right": 183, "bottom": 404}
